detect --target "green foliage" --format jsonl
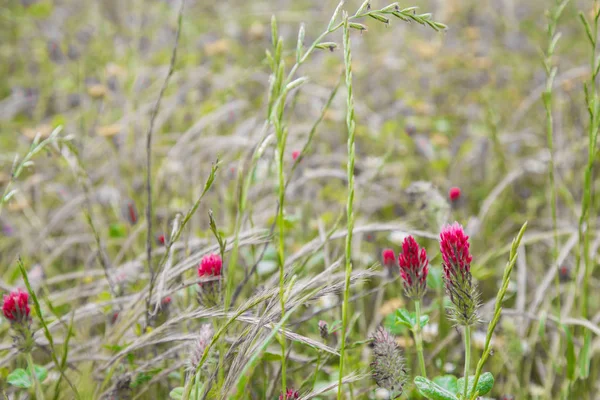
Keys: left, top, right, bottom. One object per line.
{"left": 414, "top": 376, "right": 458, "bottom": 400}
{"left": 395, "top": 307, "right": 429, "bottom": 329}
{"left": 7, "top": 365, "right": 47, "bottom": 389}
{"left": 457, "top": 372, "right": 494, "bottom": 398}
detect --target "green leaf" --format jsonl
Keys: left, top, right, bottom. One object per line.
{"left": 433, "top": 375, "right": 458, "bottom": 394}
{"left": 34, "top": 365, "right": 47, "bottom": 382}
{"left": 395, "top": 308, "right": 413, "bottom": 328}
{"left": 7, "top": 369, "right": 32, "bottom": 388}
{"left": 456, "top": 372, "right": 494, "bottom": 397}
{"left": 579, "top": 331, "right": 591, "bottom": 379}
{"left": 261, "top": 351, "right": 282, "bottom": 362}
{"left": 395, "top": 308, "right": 429, "bottom": 329}
{"left": 426, "top": 267, "right": 443, "bottom": 290}
{"left": 384, "top": 312, "right": 407, "bottom": 335}
{"left": 414, "top": 376, "right": 459, "bottom": 400}
{"left": 169, "top": 387, "right": 184, "bottom": 399}
{"left": 170, "top": 383, "right": 203, "bottom": 399}
{"left": 109, "top": 223, "right": 127, "bottom": 238}
{"left": 7, "top": 365, "right": 47, "bottom": 389}
{"left": 131, "top": 368, "right": 162, "bottom": 388}
{"left": 563, "top": 324, "right": 576, "bottom": 381}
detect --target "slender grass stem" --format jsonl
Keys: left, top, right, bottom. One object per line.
{"left": 543, "top": 0, "right": 570, "bottom": 322}
{"left": 579, "top": 0, "right": 599, "bottom": 321}
{"left": 337, "top": 12, "right": 356, "bottom": 400}
{"left": 463, "top": 325, "right": 471, "bottom": 400}
{"left": 26, "top": 352, "right": 45, "bottom": 400}
{"left": 414, "top": 300, "right": 427, "bottom": 378}
{"left": 470, "top": 222, "right": 527, "bottom": 399}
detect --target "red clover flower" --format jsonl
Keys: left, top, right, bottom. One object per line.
{"left": 382, "top": 248, "right": 396, "bottom": 267}
{"left": 398, "top": 236, "right": 428, "bottom": 300}
{"left": 448, "top": 187, "right": 461, "bottom": 202}
{"left": 197, "top": 254, "right": 223, "bottom": 307}
{"left": 439, "top": 222, "right": 479, "bottom": 326}
{"left": 2, "top": 289, "right": 30, "bottom": 323}
{"left": 198, "top": 253, "right": 222, "bottom": 278}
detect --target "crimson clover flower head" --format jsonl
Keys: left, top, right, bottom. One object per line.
{"left": 398, "top": 236, "right": 428, "bottom": 300}
{"left": 198, "top": 254, "right": 222, "bottom": 277}
{"left": 279, "top": 389, "right": 300, "bottom": 400}
{"left": 382, "top": 248, "right": 396, "bottom": 268}
{"left": 439, "top": 222, "right": 479, "bottom": 326}
{"left": 440, "top": 222, "right": 472, "bottom": 276}
{"left": 197, "top": 254, "right": 223, "bottom": 307}
{"left": 449, "top": 186, "right": 461, "bottom": 202}
{"left": 2, "top": 289, "right": 30, "bottom": 323}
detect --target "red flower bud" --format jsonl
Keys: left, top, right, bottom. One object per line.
{"left": 448, "top": 187, "right": 461, "bottom": 201}
{"left": 197, "top": 254, "right": 223, "bottom": 307}
{"left": 2, "top": 289, "right": 30, "bottom": 323}
{"left": 382, "top": 248, "right": 396, "bottom": 268}
{"left": 198, "top": 254, "right": 222, "bottom": 277}
{"left": 292, "top": 150, "right": 300, "bottom": 162}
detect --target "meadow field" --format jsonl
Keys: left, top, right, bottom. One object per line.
{"left": 1, "top": 0, "right": 599, "bottom": 399}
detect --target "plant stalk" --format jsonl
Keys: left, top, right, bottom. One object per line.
{"left": 26, "top": 352, "right": 45, "bottom": 400}
{"left": 414, "top": 300, "right": 427, "bottom": 378}
{"left": 337, "top": 12, "right": 357, "bottom": 400}
{"left": 463, "top": 325, "right": 471, "bottom": 400}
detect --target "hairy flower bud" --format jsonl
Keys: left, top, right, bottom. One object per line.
{"left": 439, "top": 223, "right": 479, "bottom": 326}
{"left": 370, "top": 327, "right": 407, "bottom": 398}
{"left": 188, "top": 324, "right": 214, "bottom": 372}
{"left": 397, "top": 236, "right": 428, "bottom": 300}
{"left": 318, "top": 320, "right": 329, "bottom": 340}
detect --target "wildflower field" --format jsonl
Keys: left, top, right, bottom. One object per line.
{"left": 1, "top": 0, "right": 599, "bottom": 399}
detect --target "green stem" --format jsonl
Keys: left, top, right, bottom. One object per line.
{"left": 26, "top": 352, "right": 45, "bottom": 400}
{"left": 580, "top": 0, "right": 599, "bottom": 321}
{"left": 216, "top": 318, "right": 225, "bottom": 391}
{"left": 463, "top": 325, "right": 471, "bottom": 400}
{"left": 414, "top": 300, "right": 427, "bottom": 378}
{"left": 337, "top": 13, "right": 357, "bottom": 400}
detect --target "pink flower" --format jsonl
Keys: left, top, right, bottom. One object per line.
{"left": 198, "top": 254, "right": 222, "bottom": 277}
{"left": 398, "top": 236, "right": 428, "bottom": 299}
{"left": 280, "top": 389, "right": 299, "bottom": 400}
{"left": 449, "top": 187, "right": 461, "bottom": 202}
{"left": 157, "top": 234, "right": 166, "bottom": 246}
{"left": 440, "top": 222, "right": 472, "bottom": 277}
{"left": 162, "top": 296, "right": 171, "bottom": 305}
{"left": 292, "top": 150, "right": 300, "bottom": 161}
{"left": 439, "top": 223, "right": 478, "bottom": 326}
{"left": 2, "top": 289, "right": 30, "bottom": 323}
{"left": 382, "top": 248, "right": 396, "bottom": 268}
